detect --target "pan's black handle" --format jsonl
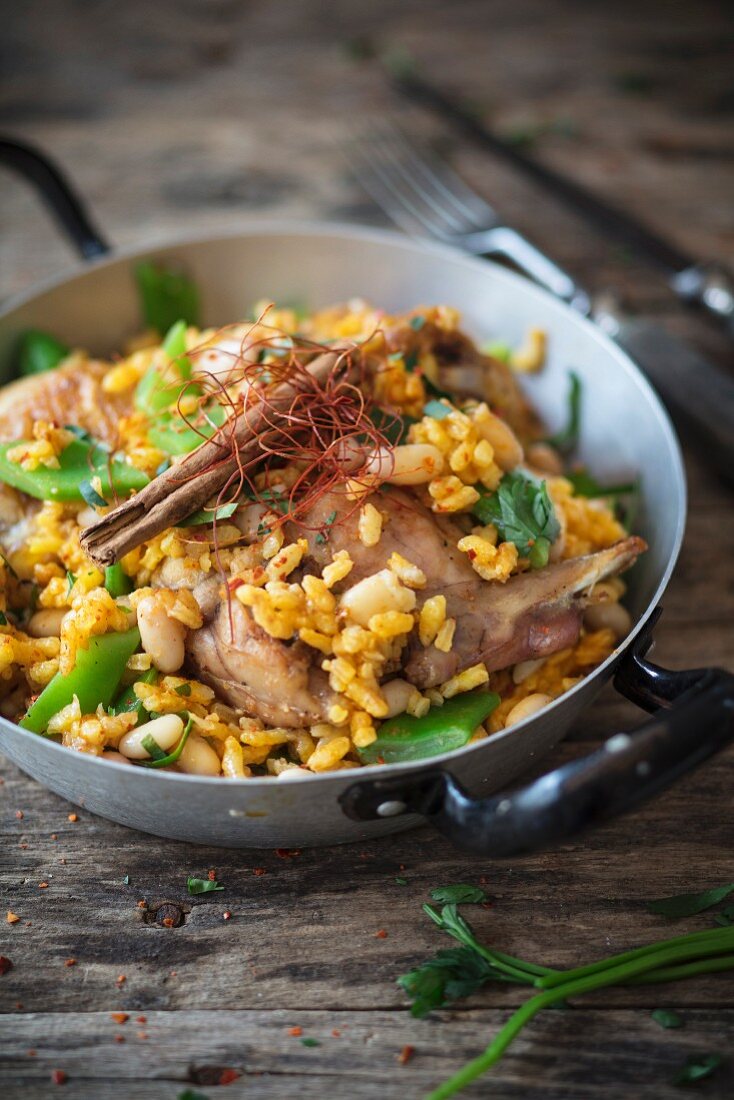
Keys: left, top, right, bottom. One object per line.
{"left": 0, "top": 137, "right": 109, "bottom": 259}
{"left": 340, "top": 611, "right": 734, "bottom": 856}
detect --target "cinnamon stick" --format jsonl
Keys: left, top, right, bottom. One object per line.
{"left": 80, "top": 349, "right": 351, "bottom": 566}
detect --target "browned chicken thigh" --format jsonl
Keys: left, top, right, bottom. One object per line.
{"left": 185, "top": 488, "right": 644, "bottom": 724}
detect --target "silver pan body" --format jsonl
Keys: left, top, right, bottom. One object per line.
{"left": 0, "top": 224, "right": 686, "bottom": 847}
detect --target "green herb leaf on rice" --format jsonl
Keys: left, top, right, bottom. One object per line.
{"left": 472, "top": 470, "right": 560, "bottom": 567}
{"left": 177, "top": 503, "right": 238, "bottom": 527}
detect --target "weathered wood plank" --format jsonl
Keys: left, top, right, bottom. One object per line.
{"left": 2, "top": 738, "right": 734, "bottom": 1015}
{"left": 1, "top": 1010, "right": 733, "bottom": 1099}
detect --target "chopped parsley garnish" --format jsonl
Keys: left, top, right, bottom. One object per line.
{"left": 409, "top": 314, "right": 426, "bottom": 331}
{"left": 673, "top": 1054, "right": 723, "bottom": 1086}
{"left": 473, "top": 471, "right": 560, "bottom": 568}
{"left": 651, "top": 1008, "right": 683, "bottom": 1029}
{"left": 187, "top": 876, "right": 224, "bottom": 895}
{"left": 300, "top": 1038, "right": 321, "bottom": 1048}
{"left": 66, "top": 570, "right": 76, "bottom": 595}
{"left": 178, "top": 503, "right": 238, "bottom": 527}
{"left": 315, "top": 510, "right": 337, "bottom": 545}
{"left": 423, "top": 399, "right": 453, "bottom": 420}
{"left": 429, "top": 885, "right": 486, "bottom": 905}
{"left": 175, "top": 683, "right": 192, "bottom": 697}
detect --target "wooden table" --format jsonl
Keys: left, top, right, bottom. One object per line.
{"left": 1, "top": 2, "right": 733, "bottom": 1096}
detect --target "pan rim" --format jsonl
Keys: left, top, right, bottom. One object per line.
{"left": 0, "top": 219, "right": 687, "bottom": 785}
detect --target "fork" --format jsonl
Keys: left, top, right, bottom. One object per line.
{"left": 345, "top": 123, "right": 592, "bottom": 315}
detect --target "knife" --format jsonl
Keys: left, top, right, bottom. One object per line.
{"left": 393, "top": 72, "right": 734, "bottom": 338}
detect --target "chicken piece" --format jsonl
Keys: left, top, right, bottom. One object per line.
{"left": 295, "top": 489, "right": 644, "bottom": 688}
{"left": 187, "top": 486, "right": 643, "bottom": 724}
{"left": 187, "top": 598, "right": 338, "bottom": 727}
{"left": 0, "top": 358, "right": 132, "bottom": 446}
{"left": 384, "top": 318, "right": 543, "bottom": 442}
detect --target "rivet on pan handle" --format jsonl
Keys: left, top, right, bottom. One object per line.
{"left": 0, "top": 137, "right": 110, "bottom": 259}
{"left": 339, "top": 610, "right": 734, "bottom": 856}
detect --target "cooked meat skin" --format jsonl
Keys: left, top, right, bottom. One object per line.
{"left": 187, "top": 598, "right": 338, "bottom": 727}
{"left": 185, "top": 487, "right": 643, "bottom": 722}
{"left": 384, "top": 318, "right": 543, "bottom": 443}
{"left": 294, "top": 488, "right": 645, "bottom": 688}
{"left": 0, "top": 359, "right": 132, "bottom": 446}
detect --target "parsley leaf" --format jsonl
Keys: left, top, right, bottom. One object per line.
{"left": 315, "top": 510, "right": 338, "bottom": 545}
{"left": 300, "top": 1037, "right": 321, "bottom": 1047}
{"left": 175, "top": 683, "right": 192, "bottom": 697}
{"left": 187, "top": 876, "right": 224, "bottom": 895}
{"left": 647, "top": 883, "right": 734, "bottom": 919}
{"left": 473, "top": 471, "right": 560, "bottom": 566}
{"left": 673, "top": 1053, "right": 723, "bottom": 1085}
{"left": 430, "top": 885, "right": 487, "bottom": 905}
{"left": 423, "top": 399, "right": 453, "bottom": 420}
{"left": 178, "top": 503, "right": 238, "bottom": 527}
{"left": 546, "top": 371, "right": 581, "bottom": 454}
{"left": 399, "top": 946, "right": 498, "bottom": 1018}
{"left": 651, "top": 1008, "right": 683, "bottom": 1029}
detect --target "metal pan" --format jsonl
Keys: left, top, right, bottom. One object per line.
{"left": 0, "top": 141, "right": 732, "bottom": 852}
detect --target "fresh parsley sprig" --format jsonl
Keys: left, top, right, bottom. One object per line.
{"left": 472, "top": 471, "right": 560, "bottom": 568}
{"left": 400, "top": 892, "right": 734, "bottom": 1099}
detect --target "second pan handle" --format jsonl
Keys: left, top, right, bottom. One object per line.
{"left": 340, "top": 612, "right": 734, "bottom": 856}
{"left": 0, "top": 137, "right": 110, "bottom": 259}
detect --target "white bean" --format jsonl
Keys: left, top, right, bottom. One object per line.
{"left": 193, "top": 337, "right": 255, "bottom": 379}
{"left": 505, "top": 693, "right": 553, "bottom": 727}
{"left": 102, "top": 750, "right": 132, "bottom": 766}
{"left": 339, "top": 569, "right": 416, "bottom": 626}
{"left": 118, "top": 713, "right": 184, "bottom": 760}
{"left": 76, "top": 505, "right": 100, "bottom": 528}
{"left": 137, "top": 595, "right": 185, "bottom": 672}
{"left": 26, "top": 608, "right": 66, "bottom": 637}
{"left": 381, "top": 678, "right": 418, "bottom": 718}
{"left": 364, "top": 444, "right": 445, "bottom": 486}
{"left": 178, "top": 732, "right": 221, "bottom": 776}
{"left": 583, "top": 601, "right": 632, "bottom": 641}
{"left": 512, "top": 658, "right": 546, "bottom": 685}
{"left": 475, "top": 411, "right": 524, "bottom": 471}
